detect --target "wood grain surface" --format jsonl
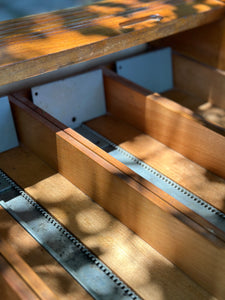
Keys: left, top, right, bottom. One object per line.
{"left": 0, "top": 254, "right": 39, "bottom": 300}
{"left": 86, "top": 114, "right": 225, "bottom": 215}
{"left": 161, "top": 17, "right": 225, "bottom": 70}
{"left": 103, "top": 68, "right": 225, "bottom": 179}
{"left": 8, "top": 93, "right": 225, "bottom": 298}
{"left": 0, "top": 146, "right": 218, "bottom": 300}
{"left": 0, "top": 239, "right": 58, "bottom": 300}
{"left": 0, "top": 0, "right": 224, "bottom": 87}
{"left": 10, "top": 92, "right": 225, "bottom": 239}
{"left": 172, "top": 53, "right": 225, "bottom": 110}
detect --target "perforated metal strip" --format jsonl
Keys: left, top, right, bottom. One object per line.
{"left": 75, "top": 124, "right": 225, "bottom": 233}
{"left": 0, "top": 169, "right": 141, "bottom": 300}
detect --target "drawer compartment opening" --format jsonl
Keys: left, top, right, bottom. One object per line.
{"left": 11, "top": 64, "right": 225, "bottom": 235}
{"left": 163, "top": 52, "right": 225, "bottom": 131}
{"left": 7, "top": 63, "right": 225, "bottom": 299}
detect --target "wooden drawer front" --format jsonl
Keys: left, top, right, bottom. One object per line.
{"left": 8, "top": 64, "right": 225, "bottom": 299}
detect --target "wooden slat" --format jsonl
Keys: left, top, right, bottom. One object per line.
{"left": 0, "top": 255, "right": 39, "bottom": 300}
{"left": 0, "top": 195, "right": 92, "bottom": 300}
{"left": 103, "top": 68, "right": 225, "bottom": 179}
{"left": 10, "top": 96, "right": 59, "bottom": 171}
{"left": 0, "top": 0, "right": 224, "bottom": 87}
{"left": 0, "top": 239, "right": 58, "bottom": 300}
{"left": 8, "top": 93, "right": 225, "bottom": 299}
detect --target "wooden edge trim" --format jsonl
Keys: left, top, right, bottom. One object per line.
{"left": 102, "top": 66, "right": 195, "bottom": 117}
{"left": 66, "top": 125, "right": 225, "bottom": 242}
{"left": 0, "top": 239, "right": 58, "bottom": 300}
{"left": 9, "top": 95, "right": 60, "bottom": 170}
{"left": 103, "top": 63, "right": 225, "bottom": 136}
{"left": 10, "top": 93, "right": 67, "bottom": 131}
{"left": 9, "top": 95, "right": 60, "bottom": 133}
{"left": 0, "top": 254, "right": 39, "bottom": 300}
{"left": 147, "top": 93, "right": 225, "bottom": 178}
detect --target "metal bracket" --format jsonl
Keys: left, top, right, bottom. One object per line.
{"left": 32, "top": 69, "right": 106, "bottom": 128}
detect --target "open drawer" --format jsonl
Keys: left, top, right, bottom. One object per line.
{"left": 6, "top": 61, "right": 225, "bottom": 299}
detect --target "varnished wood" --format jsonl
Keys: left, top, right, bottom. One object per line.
{"left": 86, "top": 114, "right": 225, "bottom": 215}
{"left": 161, "top": 18, "right": 225, "bottom": 70}
{"left": 7, "top": 94, "right": 225, "bottom": 298}
{"left": 172, "top": 53, "right": 225, "bottom": 110}
{"left": 0, "top": 147, "right": 215, "bottom": 300}
{"left": 0, "top": 239, "right": 58, "bottom": 300}
{"left": 0, "top": 255, "right": 39, "bottom": 300}
{"left": 103, "top": 68, "right": 225, "bottom": 179}
{"left": 10, "top": 92, "right": 225, "bottom": 239}
{"left": 0, "top": 0, "right": 224, "bottom": 87}
{"left": 56, "top": 129, "right": 225, "bottom": 300}
{"left": 0, "top": 207, "right": 93, "bottom": 300}
{"left": 10, "top": 96, "right": 59, "bottom": 171}
{"left": 1, "top": 2, "right": 224, "bottom": 299}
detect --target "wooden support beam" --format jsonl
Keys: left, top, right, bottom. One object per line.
{"left": 55, "top": 128, "right": 225, "bottom": 300}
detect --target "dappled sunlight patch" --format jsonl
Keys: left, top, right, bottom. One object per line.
{"left": 76, "top": 206, "right": 112, "bottom": 234}
{"left": 193, "top": 3, "right": 211, "bottom": 12}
